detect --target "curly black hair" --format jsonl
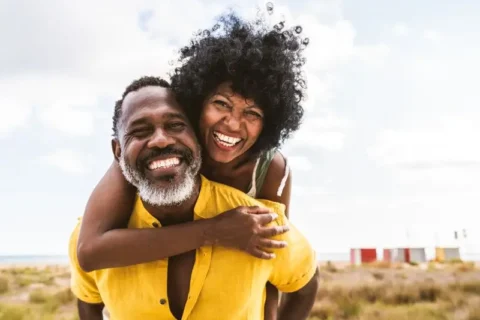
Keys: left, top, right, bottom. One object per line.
{"left": 112, "top": 76, "right": 170, "bottom": 138}
{"left": 170, "top": 10, "right": 309, "bottom": 155}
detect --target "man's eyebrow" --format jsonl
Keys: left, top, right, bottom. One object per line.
{"left": 127, "top": 112, "right": 187, "bottom": 128}
{"left": 163, "top": 112, "right": 188, "bottom": 121}
{"left": 127, "top": 117, "right": 148, "bottom": 128}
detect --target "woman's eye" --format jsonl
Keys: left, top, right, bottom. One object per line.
{"left": 214, "top": 100, "right": 230, "bottom": 109}
{"left": 245, "top": 111, "right": 263, "bottom": 119}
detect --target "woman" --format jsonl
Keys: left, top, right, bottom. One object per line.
{"left": 78, "top": 10, "right": 309, "bottom": 319}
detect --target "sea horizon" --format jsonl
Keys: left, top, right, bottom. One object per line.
{"left": 2, "top": 251, "right": 479, "bottom": 265}
{"left": 0, "top": 252, "right": 352, "bottom": 265}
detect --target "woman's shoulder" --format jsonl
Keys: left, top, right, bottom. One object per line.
{"left": 256, "top": 150, "right": 291, "bottom": 203}
{"left": 260, "top": 150, "right": 288, "bottom": 179}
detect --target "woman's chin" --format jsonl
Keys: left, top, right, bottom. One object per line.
{"left": 209, "top": 153, "right": 236, "bottom": 164}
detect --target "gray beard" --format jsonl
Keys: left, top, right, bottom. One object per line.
{"left": 118, "top": 155, "right": 201, "bottom": 207}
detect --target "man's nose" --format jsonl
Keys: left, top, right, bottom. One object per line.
{"left": 147, "top": 129, "right": 175, "bottom": 149}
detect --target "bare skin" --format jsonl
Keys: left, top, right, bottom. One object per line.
{"left": 77, "top": 84, "right": 296, "bottom": 319}
{"left": 77, "top": 300, "right": 104, "bottom": 320}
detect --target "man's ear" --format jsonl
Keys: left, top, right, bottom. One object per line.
{"left": 111, "top": 138, "right": 122, "bottom": 162}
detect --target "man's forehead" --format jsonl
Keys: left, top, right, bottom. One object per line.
{"left": 122, "top": 86, "right": 186, "bottom": 121}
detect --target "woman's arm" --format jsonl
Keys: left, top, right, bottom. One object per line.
{"left": 257, "top": 152, "right": 293, "bottom": 320}
{"left": 257, "top": 152, "right": 292, "bottom": 218}
{"left": 77, "top": 161, "right": 289, "bottom": 272}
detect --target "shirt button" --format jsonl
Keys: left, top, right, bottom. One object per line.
{"left": 159, "top": 298, "right": 167, "bottom": 305}
{"left": 152, "top": 222, "right": 160, "bottom": 228}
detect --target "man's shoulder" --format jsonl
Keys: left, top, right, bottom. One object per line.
{"left": 198, "top": 176, "right": 286, "bottom": 219}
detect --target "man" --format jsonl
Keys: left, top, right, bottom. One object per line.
{"left": 69, "top": 77, "right": 319, "bottom": 320}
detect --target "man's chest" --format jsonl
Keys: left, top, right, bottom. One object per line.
{"left": 95, "top": 247, "right": 273, "bottom": 320}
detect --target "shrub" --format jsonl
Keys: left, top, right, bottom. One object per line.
{"left": 29, "top": 289, "right": 50, "bottom": 303}
{"left": 0, "top": 277, "right": 8, "bottom": 295}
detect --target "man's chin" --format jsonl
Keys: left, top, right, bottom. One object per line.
{"left": 138, "top": 174, "right": 197, "bottom": 207}
{"left": 144, "top": 171, "right": 183, "bottom": 186}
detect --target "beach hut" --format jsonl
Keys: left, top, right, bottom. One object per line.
{"left": 435, "top": 247, "right": 461, "bottom": 262}
{"left": 350, "top": 248, "right": 377, "bottom": 265}
{"left": 409, "top": 248, "right": 427, "bottom": 263}
{"left": 383, "top": 247, "right": 426, "bottom": 263}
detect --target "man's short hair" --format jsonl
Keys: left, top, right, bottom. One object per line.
{"left": 112, "top": 76, "right": 170, "bottom": 138}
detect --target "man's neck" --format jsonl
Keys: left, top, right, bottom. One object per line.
{"left": 142, "top": 176, "right": 202, "bottom": 226}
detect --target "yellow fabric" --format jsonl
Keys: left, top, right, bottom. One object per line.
{"left": 69, "top": 175, "right": 316, "bottom": 320}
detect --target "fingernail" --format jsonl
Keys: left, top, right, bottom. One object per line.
{"left": 270, "top": 253, "right": 276, "bottom": 259}
{"left": 271, "top": 213, "right": 278, "bottom": 220}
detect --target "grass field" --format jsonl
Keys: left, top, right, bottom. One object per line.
{"left": 0, "top": 261, "right": 479, "bottom": 320}
{"left": 309, "top": 261, "right": 480, "bottom": 320}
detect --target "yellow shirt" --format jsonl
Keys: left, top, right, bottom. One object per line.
{"left": 69, "top": 176, "right": 316, "bottom": 320}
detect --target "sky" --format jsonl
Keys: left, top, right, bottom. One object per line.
{"left": 1, "top": 0, "right": 479, "bottom": 259}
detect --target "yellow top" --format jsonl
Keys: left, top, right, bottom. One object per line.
{"left": 69, "top": 176, "right": 316, "bottom": 320}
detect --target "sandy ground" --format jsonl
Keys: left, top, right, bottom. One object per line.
{"left": 0, "top": 261, "right": 479, "bottom": 319}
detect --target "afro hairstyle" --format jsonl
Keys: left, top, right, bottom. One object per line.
{"left": 170, "top": 10, "right": 309, "bottom": 155}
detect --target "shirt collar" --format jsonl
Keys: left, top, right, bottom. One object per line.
{"left": 132, "top": 175, "right": 212, "bottom": 226}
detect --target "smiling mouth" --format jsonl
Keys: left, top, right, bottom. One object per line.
{"left": 147, "top": 157, "right": 182, "bottom": 171}
{"left": 213, "top": 131, "right": 243, "bottom": 148}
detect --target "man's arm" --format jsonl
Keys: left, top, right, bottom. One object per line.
{"left": 77, "top": 300, "right": 104, "bottom": 320}
{"left": 278, "top": 268, "right": 320, "bottom": 320}
{"left": 264, "top": 209, "right": 318, "bottom": 320}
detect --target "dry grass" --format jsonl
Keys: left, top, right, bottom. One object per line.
{"left": 366, "top": 261, "right": 392, "bottom": 269}
{"left": 371, "top": 271, "right": 385, "bottom": 281}
{"left": 359, "top": 303, "right": 448, "bottom": 320}
{"left": 0, "top": 304, "right": 30, "bottom": 320}
{"left": 0, "top": 265, "right": 76, "bottom": 320}
{"left": 0, "top": 278, "right": 8, "bottom": 295}
{"left": 310, "top": 261, "right": 480, "bottom": 320}
{"left": 468, "top": 304, "right": 480, "bottom": 320}
{"left": 1, "top": 263, "right": 479, "bottom": 319}
{"left": 456, "top": 262, "right": 476, "bottom": 273}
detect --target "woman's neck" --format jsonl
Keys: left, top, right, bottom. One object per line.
{"left": 201, "top": 150, "right": 254, "bottom": 175}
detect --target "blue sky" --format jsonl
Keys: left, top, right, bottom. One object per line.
{"left": 1, "top": 0, "right": 479, "bottom": 259}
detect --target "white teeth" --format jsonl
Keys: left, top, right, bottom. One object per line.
{"left": 214, "top": 131, "right": 241, "bottom": 146}
{"left": 148, "top": 157, "right": 180, "bottom": 170}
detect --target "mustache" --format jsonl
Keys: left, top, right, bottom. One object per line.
{"left": 138, "top": 145, "right": 194, "bottom": 167}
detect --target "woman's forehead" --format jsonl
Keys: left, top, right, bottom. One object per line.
{"left": 213, "top": 82, "right": 258, "bottom": 108}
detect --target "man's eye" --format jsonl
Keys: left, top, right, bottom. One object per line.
{"left": 168, "top": 122, "right": 186, "bottom": 130}
{"left": 130, "top": 128, "right": 150, "bottom": 137}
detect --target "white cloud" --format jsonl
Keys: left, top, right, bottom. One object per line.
{"left": 0, "top": 0, "right": 386, "bottom": 144}
{"left": 393, "top": 23, "right": 409, "bottom": 36}
{"left": 40, "top": 103, "right": 95, "bottom": 136}
{"left": 300, "top": 17, "right": 390, "bottom": 71}
{"left": 367, "top": 115, "right": 480, "bottom": 191}
{"left": 353, "top": 43, "right": 390, "bottom": 67}
{"left": 423, "top": 30, "right": 441, "bottom": 43}
{"left": 302, "top": 18, "right": 356, "bottom": 71}
{"left": 287, "top": 156, "right": 313, "bottom": 171}
{"left": 41, "top": 149, "right": 94, "bottom": 175}
{"left": 0, "top": 96, "right": 31, "bottom": 138}
{"left": 290, "top": 110, "right": 350, "bottom": 150}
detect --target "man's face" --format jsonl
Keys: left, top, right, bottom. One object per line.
{"left": 113, "top": 86, "right": 201, "bottom": 206}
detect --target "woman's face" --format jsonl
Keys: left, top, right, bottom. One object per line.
{"left": 199, "top": 82, "right": 264, "bottom": 164}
